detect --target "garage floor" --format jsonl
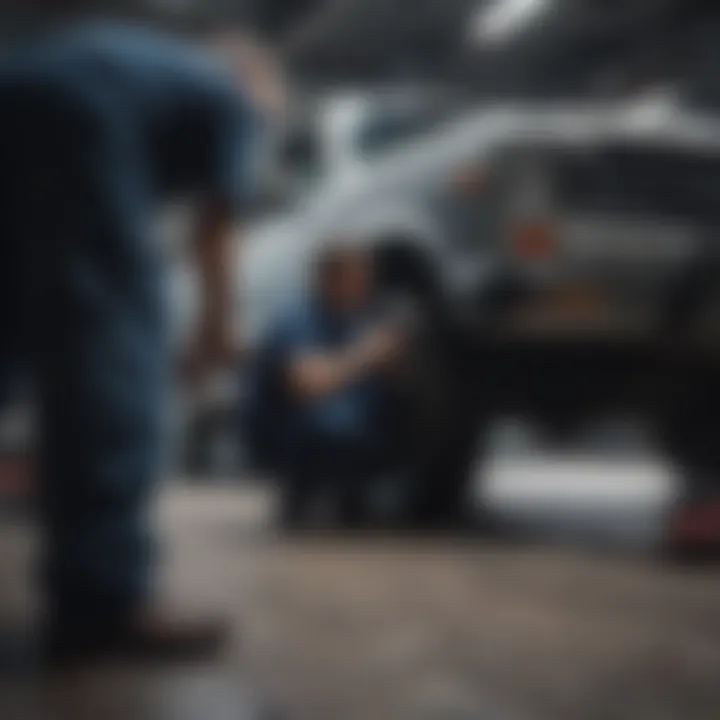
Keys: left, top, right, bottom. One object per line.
{"left": 2, "top": 481, "right": 720, "bottom": 720}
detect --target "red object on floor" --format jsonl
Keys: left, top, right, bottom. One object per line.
{"left": 669, "top": 498, "right": 720, "bottom": 549}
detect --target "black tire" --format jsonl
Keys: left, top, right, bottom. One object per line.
{"left": 657, "top": 373, "right": 720, "bottom": 503}
{"left": 374, "top": 240, "right": 485, "bottom": 527}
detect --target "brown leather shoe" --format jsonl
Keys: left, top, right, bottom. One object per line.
{"left": 46, "top": 608, "right": 231, "bottom": 669}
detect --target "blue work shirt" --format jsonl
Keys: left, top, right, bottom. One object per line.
{"left": 1, "top": 21, "right": 260, "bottom": 213}
{"left": 267, "top": 298, "right": 385, "bottom": 442}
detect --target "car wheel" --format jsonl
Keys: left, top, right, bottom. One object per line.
{"left": 374, "top": 240, "right": 485, "bottom": 528}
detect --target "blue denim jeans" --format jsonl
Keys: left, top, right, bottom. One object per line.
{"left": 0, "top": 104, "right": 165, "bottom": 633}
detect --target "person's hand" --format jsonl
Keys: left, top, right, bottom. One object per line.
{"left": 355, "top": 324, "right": 406, "bottom": 370}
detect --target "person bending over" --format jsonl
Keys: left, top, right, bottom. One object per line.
{"left": 0, "top": 12, "right": 281, "bottom": 666}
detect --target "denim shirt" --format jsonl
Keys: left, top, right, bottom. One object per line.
{"left": 268, "top": 298, "right": 383, "bottom": 441}
{"left": 1, "top": 20, "right": 260, "bottom": 213}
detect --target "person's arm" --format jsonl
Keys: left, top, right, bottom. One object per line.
{"left": 186, "top": 202, "right": 239, "bottom": 381}
{"left": 187, "top": 36, "right": 287, "bottom": 383}
{"left": 287, "top": 348, "right": 368, "bottom": 401}
{"left": 185, "top": 79, "right": 259, "bottom": 383}
{"left": 286, "top": 325, "right": 402, "bottom": 401}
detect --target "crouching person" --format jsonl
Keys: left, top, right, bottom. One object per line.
{"left": 248, "top": 240, "right": 409, "bottom": 528}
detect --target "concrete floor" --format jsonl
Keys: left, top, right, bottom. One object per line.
{"left": 1, "top": 467, "right": 720, "bottom": 720}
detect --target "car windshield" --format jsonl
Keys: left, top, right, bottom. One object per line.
{"left": 356, "top": 104, "right": 452, "bottom": 157}
{"left": 556, "top": 145, "right": 720, "bottom": 221}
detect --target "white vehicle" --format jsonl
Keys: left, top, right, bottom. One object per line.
{"left": 237, "top": 96, "right": 720, "bottom": 528}
{"left": 240, "top": 93, "right": 717, "bottom": 340}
